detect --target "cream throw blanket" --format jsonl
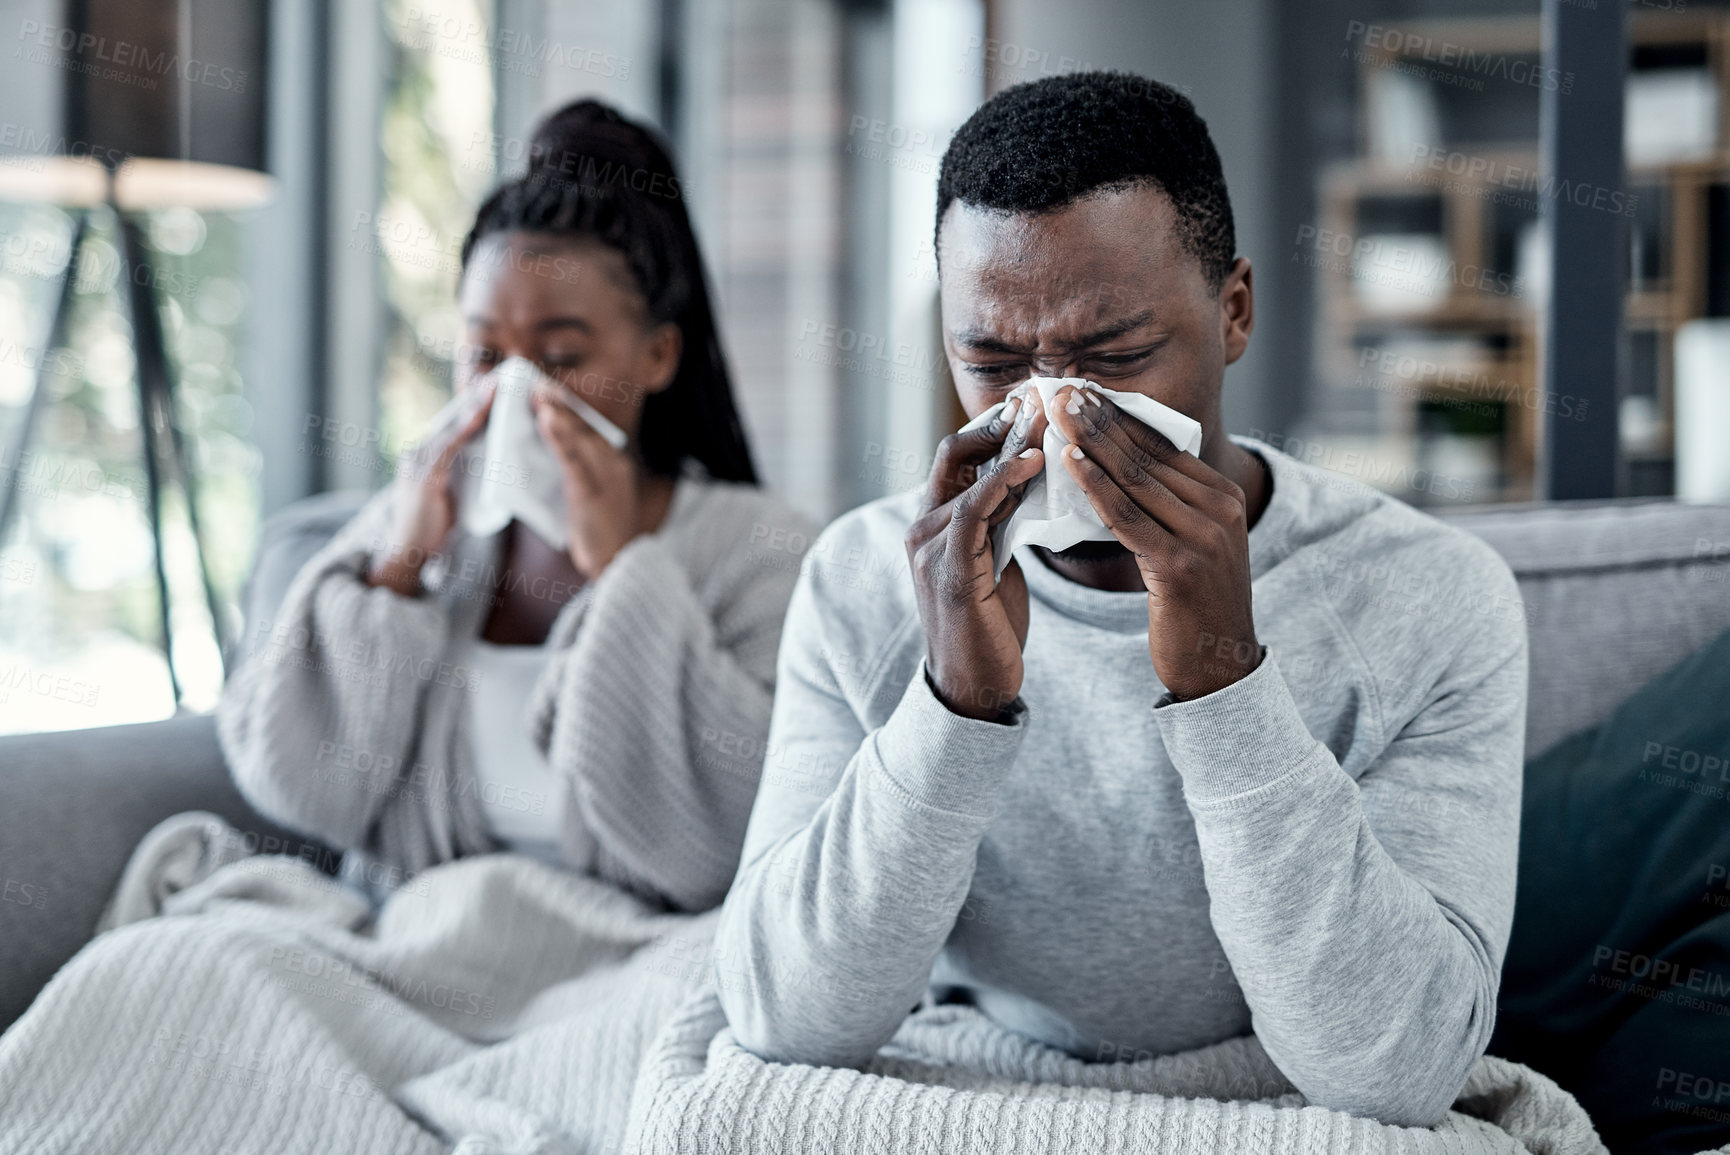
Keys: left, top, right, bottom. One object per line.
{"left": 0, "top": 814, "right": 1621, "bottom": 1155}
{"left": 626, "top": 992, "right": 1608, "bottom": 1155}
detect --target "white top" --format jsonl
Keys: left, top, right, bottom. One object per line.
{"left": 465, "top": 635, "right": 570, "bottom": 864}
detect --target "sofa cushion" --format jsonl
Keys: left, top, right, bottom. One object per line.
{"left": 1491, "top": 622, "right": 1730, "bottom": 1155}
{"left": 0, "top": 715, "right": 333, "bottom": 1033}
{"left": 1442, "top": 500, "right": 1730, "bottom": 759}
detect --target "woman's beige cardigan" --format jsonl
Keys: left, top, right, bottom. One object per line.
{"left": 217, "top": 476, "right": 814, "bottom": 912}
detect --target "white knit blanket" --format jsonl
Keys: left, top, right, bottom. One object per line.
{"left": 1, "top": 813, "right": 707, "bottom": 1155}
{"left": 1, "top": 813, "right": 1612, "bottom": 1155}
{"left": 622, "top": 989, "right": 1609, "bottom": 1155}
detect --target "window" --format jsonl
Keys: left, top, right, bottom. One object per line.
{"left": 376, "top": 0, "right": 499, "bottom": 472}
{"left": 0, "top": 201, "right": 254, "bottom": 730}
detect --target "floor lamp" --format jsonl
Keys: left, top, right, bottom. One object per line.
{"left": 0, "top": 0, "right": 272, "bottom": 704}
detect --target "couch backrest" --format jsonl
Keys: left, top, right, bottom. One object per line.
{"left": 1441, "top": 500, "right": 1730, "bottom": 759}
{"left": 238, "top": 491, "right": 1730, "bottom": 763}
{"left": 234, "top": 489, "right": 372, "bottom": 662}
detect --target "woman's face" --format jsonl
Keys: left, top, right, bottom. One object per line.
{"left": 456, "top": 231, "right": 682, "bottom": 437}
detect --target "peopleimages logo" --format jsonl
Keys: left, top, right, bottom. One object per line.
{"left": 17, "top": 20, "right": 250, "bottom": 92}
{"left": 1293, "top": 225, "right": 1524, "bottom": 300}
{"left": 1250, "top": 429, "right": 1482, "bottom": 504}
{"left": 397, "top": 7, "right": 630, "bottom": 80}
{"left": 1407, "top": 145, "right": 1636, "bottom": 218}
{"left": 0, "top": 124, "right": 126, "bottom": 169}
{"left": 1344, "top": 21, "right": 1573, "bottom": 94}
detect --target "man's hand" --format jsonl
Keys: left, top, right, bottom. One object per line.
{"left": 905, "top": 393, "right": 1046, "bottom": 721}
{"left": 531, "top": 386, "right": 643, "bottom": 580}
{"left": 1049, "top": 384, "right": 1261, "bottom": 701}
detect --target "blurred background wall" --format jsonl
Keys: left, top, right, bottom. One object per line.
{"left": 1, "top": 0, "right": 1723, "bottom": 730}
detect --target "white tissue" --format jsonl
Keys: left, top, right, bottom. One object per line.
{"left": 456, "top": 357, "right": 571, "bottom": 548}
{"left": 441, "top": 356, "right": 630, "bottom": 549}
{"left": 958, "top": 376, "right": 1204, "bottom": 579}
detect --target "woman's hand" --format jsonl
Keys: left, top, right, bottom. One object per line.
{"left": 531, "top": 386, "right": 644, "bottom": 580}
{"left": 369, "top": 380, "right": 496, "bottom": 597}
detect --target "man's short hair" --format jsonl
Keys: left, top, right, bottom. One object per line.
{"left": 936, "top": 71, "right": 1237, "bottom": 292}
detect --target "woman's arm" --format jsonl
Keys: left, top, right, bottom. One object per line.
{"left": 221, "top": 388, "right": 499, "bottom": 866}
{"left": 533, "top": 495, "right": 812, "bottom": 911}
{"left": 216, "top": 487, "right": 459, "bottom": 859}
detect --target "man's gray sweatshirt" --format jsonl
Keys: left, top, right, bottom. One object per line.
{"left": 712, "top": 437, "right": 1528, "bottom": 1128}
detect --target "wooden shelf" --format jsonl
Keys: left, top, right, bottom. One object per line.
{"left": 1336, "top": 298, "right": 1531, "bottom": 329}
{"left": 1626, "top": 291, "right": 1679, "bottom": 328}
{"left": 1312, "top": 10, "right": 1730, "bottom": 502}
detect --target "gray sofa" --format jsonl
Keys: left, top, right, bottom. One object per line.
{"left": 2, "top": 491, "right": 1728, "bottom": 1043}
{"left": 0, "top": 489, "right": 368, "bottom": 1033}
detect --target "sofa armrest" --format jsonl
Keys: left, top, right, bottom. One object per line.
{"left": 0, "top": 714, "right": 334, "bottom": 1032}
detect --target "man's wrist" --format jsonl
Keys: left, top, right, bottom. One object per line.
{"left": 1153, "top": 650, "right": 1324, "bottom": 804}
{"left": 871, "top": 659, "right": 1026, "bottom": 820}
{"left": 1163, "top": 644, "right": 1265, "bottom": 703}
{"left": 925, "top": 665, "right": 1020, "bottom": 725}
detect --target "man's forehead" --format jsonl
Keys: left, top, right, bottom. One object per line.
{"left": 937, "top": 185, "right": 1179, "bottom": 268}
{"left": 937, "top": 188, "right": 1184, "bottom": 337}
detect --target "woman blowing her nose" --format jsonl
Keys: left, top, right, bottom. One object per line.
{"left": 218, "top": 100, "right": 815, "bottom": 912}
